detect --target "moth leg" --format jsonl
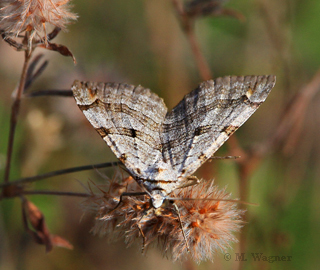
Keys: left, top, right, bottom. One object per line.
{"left": 172, "top": 202, "right": 190, "bottom": 253}
{"left": 176, "top": 175, "right": 200, "bottom": 189}
{"left": 111, "top": 191, "right": 151, "bottom": 253}
{"left": 136, "top": 207, "right": 154, "bottom": 253}
{"left": 109, "top": 191, "right": 148, "bottom": 213}
{"left": 137, "top": 211, "right": 148, "bottom": 254}
{"left": 1, "top": 34, "right": 26, "bottom": 51}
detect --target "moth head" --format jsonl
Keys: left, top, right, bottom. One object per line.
{"left": 150, "top": 190, "right": 166, "bottom": 209}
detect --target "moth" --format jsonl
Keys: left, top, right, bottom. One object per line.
{"left": 72, "top": 75, "right": 276, "bottom": 208}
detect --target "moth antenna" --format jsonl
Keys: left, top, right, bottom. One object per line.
{"left": 167, "top": 197, "right": 258, "bottom": 206}
{"left": 176, "top": 175, "right": 200, "bottom": 189}
{"left": 172, "top": 202, "right": 190, "bottom": 253}
{"left": 209, "top": 155, "right": 241, "bottom": 160}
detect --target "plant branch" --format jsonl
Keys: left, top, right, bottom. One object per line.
{"left": 0, "top": 161, "right": 121, "bottom": 188}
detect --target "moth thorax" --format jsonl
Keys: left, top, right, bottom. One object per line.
{"left": 150, "top": 191, "right": 166, "bottom": 209}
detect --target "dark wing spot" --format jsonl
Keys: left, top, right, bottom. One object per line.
{"left": 118, "top": 128, "right": 137, "bottom": 138}
{"left": 136, "top": 168, "right": 141, "bottom": 174}
{"left": 241, "top": 94, "right": 262, "bottom": 109}
{"left": 194, "top": 125, "right": 211, "bottom": 136}
{"left": 156, "top": 143, "right": 162, "bottom": 152}
{"left": 222, "top": 125, "right": 238, "bottom": 136}
{"left": 78, "top": 99, "right": 100, "bottom": 111}
{"left": 95, "top": 127, "right": 110, "bottom": 137}
{"left": 198, "top": 152, "right": 206, "bottom": 160}
{"left": 241, "top": 94, "right": 250, "bottom": 104}
{"left": 131, "top": 129, "right": 137, "bottom": 138}
{"left": 88, "top": 88, "right": 96, "bottom": 98}
{"left": 119, "top": 153, "right": 127, "bottom": 163}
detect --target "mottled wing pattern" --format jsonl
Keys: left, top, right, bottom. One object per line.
{"left": 72, "top": 81, "right": 170, "bottom": 180}
{"left": 161, "top": 75, "right": 276, "bottom": 179}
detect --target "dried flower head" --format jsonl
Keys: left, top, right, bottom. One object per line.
{"left": 83, "top": 174, "right": 244, "bottom": 263}
{"left": 167, "top": 182, "right": 244, "bottom": 262}
{"left": 0, "top": 0, "right": 77, "bottom": 39}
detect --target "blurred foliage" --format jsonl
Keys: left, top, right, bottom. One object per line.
{"left": 1, "top": 0, "right": 320, "bottom": 269}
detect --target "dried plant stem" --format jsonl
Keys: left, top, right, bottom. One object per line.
{"left": 171, "top": 0, "right": 212, "bottom": 80}
{"left": 184, "top": 21, "right": 212, "bottom": 81}
{"left": 0, "top": 161, "right": 121, "bottom": 188}
{"left": 3, "top": 48, "right": 31, "bottom": 183}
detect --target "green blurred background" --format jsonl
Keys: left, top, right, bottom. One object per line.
{"left": 1, "top": 0, "right": 320, "bottom": 269}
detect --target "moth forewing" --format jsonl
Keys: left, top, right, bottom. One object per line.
{"left": 72, "top": 75, "right": 276, "bottom": 205}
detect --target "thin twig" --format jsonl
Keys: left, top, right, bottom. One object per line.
{"left": 21, "top": 190, "right": 91, "bottom": 197}
{"left": 25, "top": 89, "right": 73, "bottom": 97}
{"left": 3, "top": 37, "right": 31, "bottom": 183}
{"left": 0, "top": 161, "right": 121, "bottom": 188}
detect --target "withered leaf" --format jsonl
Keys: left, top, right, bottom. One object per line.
{"left": 22, "top": 199, "right": 73, "bottom": 252}
{"left": 22, "top": 199, "right": 53, "bottom": 252}
{"left": 47, "top": 27, "right": 61, "bottom": 41}
{"left": 39, "top": 42, "right": 76, "bottom": 64}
